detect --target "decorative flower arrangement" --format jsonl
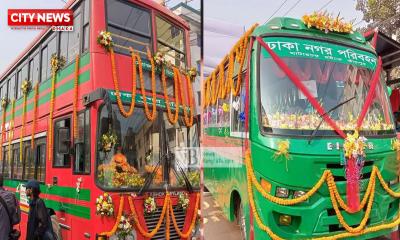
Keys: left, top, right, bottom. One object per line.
{"left": 97, "top": 31, "right": 113, "bottom": 51}
{"left": 50, "top": 54, "right": 66, "bottom": 73}
{"left": 178, "top": 192, "right": 190, "bottom": 211}
{"left": 188, "top": 67, "right": 198, "bottom": 80}
{"left": 21, "top": 79, "right": 31, "bottom": 95}
{"left": 1, "top": 97, "right": 8, "bottom": 109}
{"left": 116, "top": 214, "right": 133, "bottom": 240}
{"left": 112, "top": 172, "right": 145, "bottom": 188}
{"left": 392, "top": 139, "right": 400, "bottom": 152}
{"left": 187, "top": 171, "right": 200, "bottom": 186}
{"left": 153, "top": 51, "right": 167, "bottom": 67}
{"left": 343, "top": 130, "right": 367, "bottom": 160}
{"left": 101, "top": 131, "right": 117, "bottom": 152}
{"left": 144, "top": 165, "right": 163, "bottom": 185}
{"left": 302, "top": 11, "right": 353, "bottom": 34}
{"left": 144, "top": 196, "right": 157, "bottom": 215}
{"left": 96, "top": 192, "right": 114, "bottom": 216}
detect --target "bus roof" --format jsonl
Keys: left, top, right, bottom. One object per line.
{"left": 253, "top": 17, "right": 374, "bottom": 53}
{"left": 0, "top": 0, "right": 190, "bottom": 82}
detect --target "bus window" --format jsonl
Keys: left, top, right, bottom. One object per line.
{"left": 82, "top": 0, "right": 90, "bottom": 53}
{"left": 23, "top": 143, "right": 33, "bottom": 180}
{"left": 41, "top": 34, "right": 57, "bottom": 82}
{"left": 16, "top": 63, "right": 28, "bottom": 99}
{"left": 60, "top": 31, "right": 69, "bottom": 63}
{"left": 106, "top": 0, "right": 152, "bottom": 56}
{"left": 54, "top": 117, "right": 72, "bottom": 167}
{"left": 74, "top": 110, "right": 90, "bottom": 174}
{"left": 231, "top": 75, "right": 246, "bottom": 133}
{"left": 40, "top": 46, "right": 48, "bottom": 82}
{"left": 67, "top": 13, "right": 81, "bottom": 63}
{"left": 3, "top": 148, "right": 10, "bottom": 178}
{"left": 35, "top": 142, "right": 46, "bottom": 182}
{"left": 8, "top": 74, "right": 16, "bottom": 100}
{"left": 29, "top": 52, "right": 40, "bottom": 85}
{"left": 12, "top": 144, "right": 22, "bottom": 179}
{"left": 156, "top": 16, "right": 186, "bottom": 67}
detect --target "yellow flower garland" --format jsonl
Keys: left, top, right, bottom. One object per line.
{"left": 73, "top": 55, "right": 80, "bottom": 139}
{"left": 8, "top": 100, "right": 15, "bottom": 165}
{"left": 162, "top": 67, "right": 180, "bottom": 124}
{"left": 110, "top": 48, "right": 137, "bottom": 118}
{"left": 31, "top": 83, "right": 39, "bottom": 149}
{"left": 99, "top": 195, "right": 125, "bottom": 237}
{"left": 245, "top": 148, "right": 400, "bottom": 239}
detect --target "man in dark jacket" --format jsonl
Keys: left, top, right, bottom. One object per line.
{"left": 0, "top": 174, "right": 21, "bottom": 239}
{"left": 26, "top": 180, "right": 51, "bottom": 240}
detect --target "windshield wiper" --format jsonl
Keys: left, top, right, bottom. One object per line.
{"left": 308, "top": 96, "right": 356, "bottom": 144}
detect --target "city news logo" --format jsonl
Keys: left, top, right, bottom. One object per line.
{"left": 8, "top": 9, "right": 73, "bottom": 31}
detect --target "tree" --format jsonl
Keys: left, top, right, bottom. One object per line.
{"left": 356, "top": 0, "right": 400, "bottom": 40}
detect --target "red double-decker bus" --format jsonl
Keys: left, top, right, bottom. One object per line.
{"left": 0, "top": 0, "right": 200, "bottom": 239}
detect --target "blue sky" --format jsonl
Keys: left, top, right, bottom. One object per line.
{"left": 0, "top": 0, "right": 199, "bottom": 75}
{"left": 204, "top": 0, "right": 369, "bottom": 74}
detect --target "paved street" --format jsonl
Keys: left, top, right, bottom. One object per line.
{"left": 203, "top": 192, "right": 242, "bottom": 240}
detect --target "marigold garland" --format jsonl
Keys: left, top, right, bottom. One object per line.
{"left": 109, "top": 48, "right": 138, "bottom": 118}
{"left": 73, "top": 55, "right": 80, "bottom": 139}
{"left": 245, "top": 148, "right": 400, "bottom": 239}
{"left": 162, "top": 67, "right": 180, "bottom": 124}
{"left": 0, "top": 101, "right": 7, "bottom": 161}
{"left": 19, "top": 92, "right": 28, "bottom": 169}
{"left": 179, "top": 73, "right": 194, "bottom": 127}
{"left": 99, "top": 195, "right": 125, "bottom": 237}
{"left": 203, "top": 24, "right": 258, "bottom": 109}
{"left": 302, "top": 11, "right": 353, "bottom": 34}
{"left": 47, "top": 68, "right": 56, "bottom": 163}
{"left": 8, "top": 100, "right": 15, "bottom": 165}
{"left": 169, "top": 193, "right": 200, "bottom": 238}
{"left": 128, "top": 194, "right": 170, "bottom": 238}
{"left": 31, "top": 83, "right": 39, "bottom": 149}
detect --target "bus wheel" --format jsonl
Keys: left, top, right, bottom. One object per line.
{"left": 235, "top": 198, "right": 247, "bottom": 240}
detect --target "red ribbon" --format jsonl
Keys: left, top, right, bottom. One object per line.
{"left": 256, "top": 37, "right": 346, "bottom": 139}
{"left": 356, "top": 57, "right": 382, "bottom": 128}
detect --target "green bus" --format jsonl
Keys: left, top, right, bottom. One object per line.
{"left": 203, "top": 17, "right": 399, "bottom": 240}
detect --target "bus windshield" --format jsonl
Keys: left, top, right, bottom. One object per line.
{"left": 96, "top": 105, "right": 199, "bottom": 191}
{"left": 259, "top": 39, "right": 395, "bottom": 136}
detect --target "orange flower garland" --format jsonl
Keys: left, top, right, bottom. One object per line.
{"left": 135, "top": 49, "right": 157, "bottom": 121}
{"left": 73, "top": 55, "right": 80, "bottom": 138}
{"left": 109, "top": 48, "right": 138, "bottom": 118}
{"left": 302, "top": 11, "right": 353, "bottom": 34}
{"left": 128, "top": 194, "right": 170, "bottom": 238}
{"left": 47, "top": 68, "right": 56, "bottom": 163}
{"left": 31, "top": 83, "right": 39, "bottom": 149}
{"left": 203, "top": 24, "right": 258, "bottom": 109}
{"left": 179, "top": 74, "right": 194, "bottom": 127}
{"left": 19, "top": 93, "right": 28, "bottom": 167}
{"left": 99, "top": 195, "right": 125, "bottom": 237}
{"left": 8, "top": 100, "right": 15, "bottom": 165}
{"left": 162, "top": 67, "right": 180, "bottom": 124}
{"left": 0, "top": 102, "right": 7, "bottom": 161}
{"left": 169, "top": 193, "right": 200, "bottom": 238}
{"left": 244, "top": 147, "right": 400, "bottom": 239}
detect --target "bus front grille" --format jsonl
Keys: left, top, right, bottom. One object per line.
{"left": 144, "top": 206, "right": 186, "bottom": 240}
{"left": 326, "top": 161, "right": 374, "bottom": 182}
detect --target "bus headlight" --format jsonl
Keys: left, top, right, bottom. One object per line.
{"left": 260, "top": 178, "right": 272, "bottom": 193}
{"left": 275, "top": 187, "right": 289, "bottom": 198}
{"left": 293, "top": 190, "right": 306, "bottom": 198}
{"left": 279, "top": 214, "right": 292, "bottom": 226}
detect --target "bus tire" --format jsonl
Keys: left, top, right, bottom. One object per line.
{"left": 234, "top": 194, "right": 247, "bottom": 240}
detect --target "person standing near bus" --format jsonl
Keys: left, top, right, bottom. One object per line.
{"left": 0, "top": 174, "right": 21, "bottom": 240}
{"left": 26, "top": 180, "right": 55, "bottom": 240}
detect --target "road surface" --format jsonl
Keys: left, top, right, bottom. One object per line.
{"left": 203, "top": 192, "right": 242, "bottom": 240}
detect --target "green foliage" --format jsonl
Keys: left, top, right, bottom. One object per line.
{"left": 356, "top": 0, "right": 400, "bottom": 40}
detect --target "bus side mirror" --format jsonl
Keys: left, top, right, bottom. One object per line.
{"left": 57, "top": 127, "right": 71, "bottom": 154}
